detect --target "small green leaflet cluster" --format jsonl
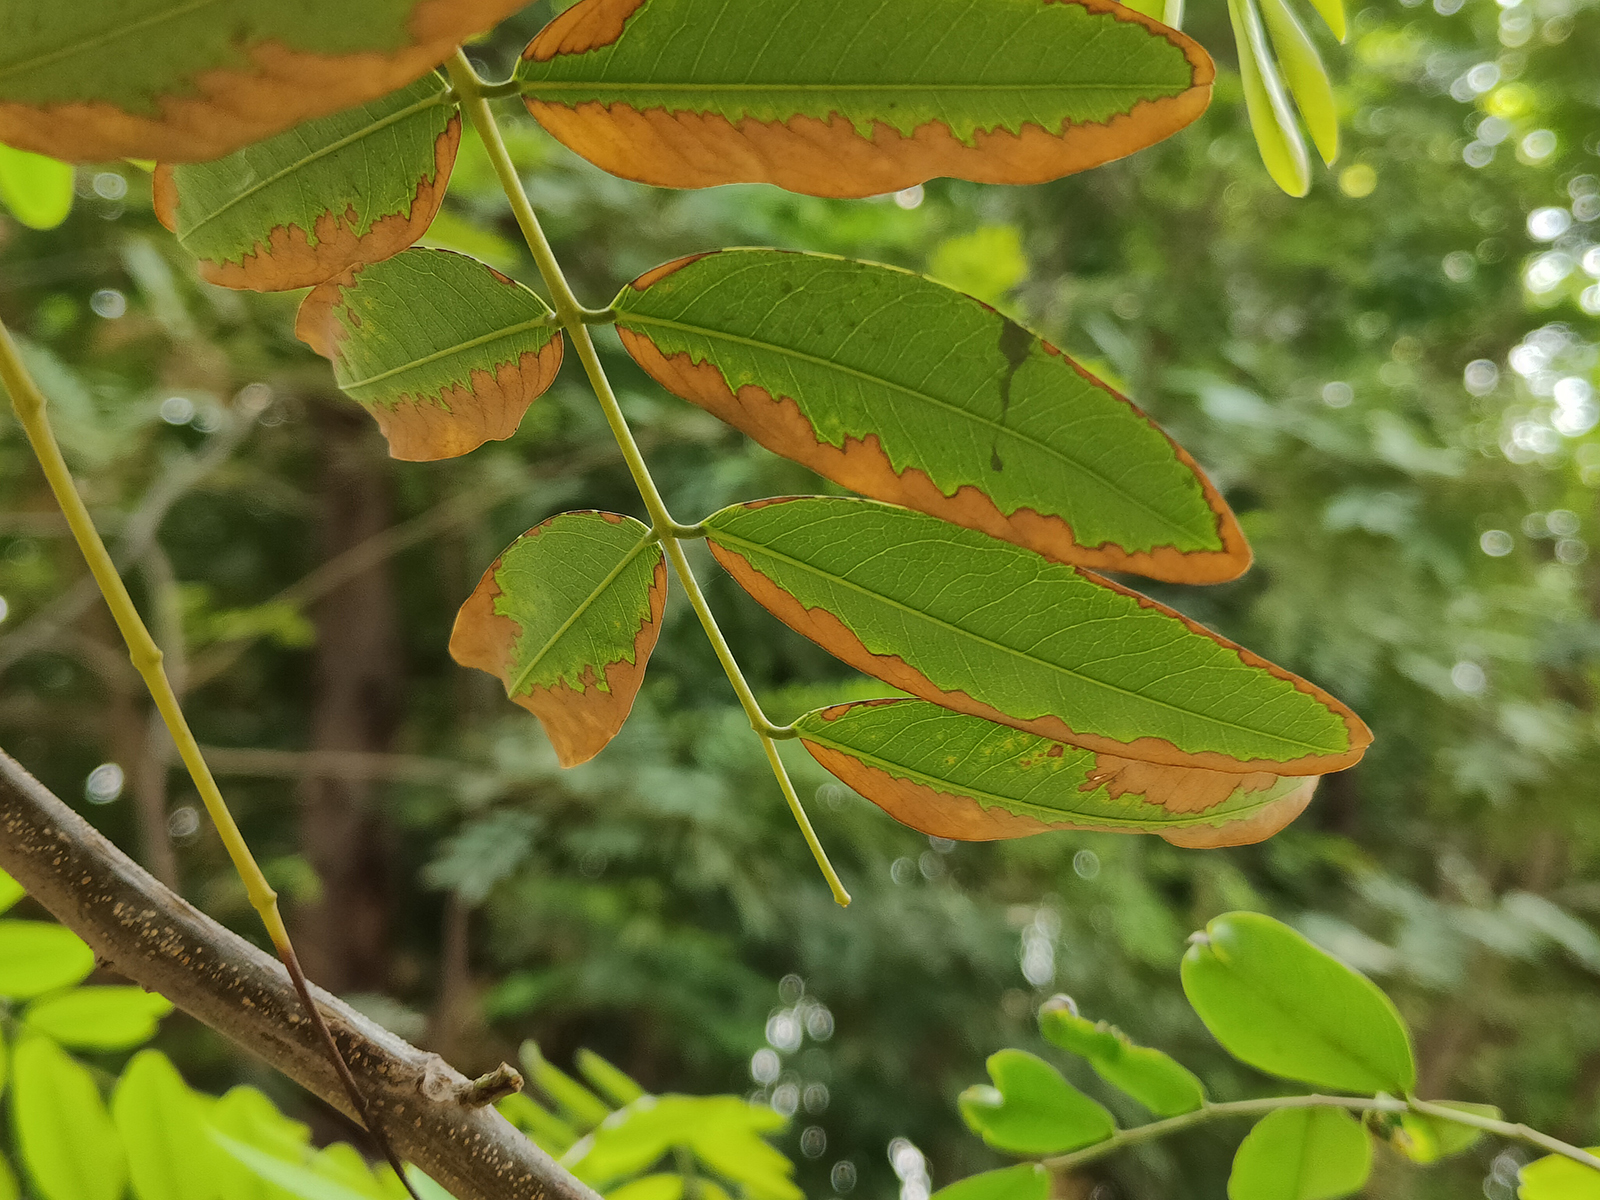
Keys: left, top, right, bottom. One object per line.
{"left": 943, "top": 913, "right": 1594, "bottom": 1200}
{"left": 501, "top": 1041, "right": 802, "bottom": 1200}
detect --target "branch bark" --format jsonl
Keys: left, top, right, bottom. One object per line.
{"left": 0, "top": 747, "right": 598, "bottom": 1200}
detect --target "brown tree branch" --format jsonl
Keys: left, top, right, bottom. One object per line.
{"left": 0, "top": 746, "right": 598, "bottom": 1200}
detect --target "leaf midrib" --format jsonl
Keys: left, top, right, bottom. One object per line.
{"left": 711, "top": 523, "right": 1340, "bottom": 759}
{"left": 519, "top": 82, "right": 1175, "bottom": 93}
{"left": 619, "top": 312, "right": 1204, "bottom": 547}
{"left": 0, "top": 0, "right": 224, "bottom": 83}
{"left": 339, "top": 316, "right": 554, "bottom": 393}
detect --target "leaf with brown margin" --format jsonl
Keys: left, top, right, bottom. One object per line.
{"left": 796, "top": 699, "right": 1317, "bottom": 845}
{"left": 296, "top": 248, "right": 563, "bottom": 462}
{"left": 615, "top": 251, "right": 1248, "bottom": 583}
{"left": 515, "top": 0, "right": 1214, "bottom": 197}
{"left": 154, "top": 76, "right": 459, "bottom": 292}
{"left": 0, "top": 0, "right": 527, "bottom": 162}
{"left": 450, "top": 512, "right": 668, "bottom": 768}
{"left": 704, "top": 497, "right": 1370, "bottom": 774}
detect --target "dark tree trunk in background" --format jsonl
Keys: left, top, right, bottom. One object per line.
{"left": 296, "top": 400, "right": 403, "bottom": 993}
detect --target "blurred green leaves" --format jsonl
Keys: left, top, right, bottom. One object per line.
{"left": 0, "top": 147, "right": 72, "bottom": 231}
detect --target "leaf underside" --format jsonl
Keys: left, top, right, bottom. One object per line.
{"left": 704, "top": 497, "right": 1369, "bottom": 774}
{"left": 155, "top": 75, "right": 461, "bottom": 291}
{"left": 296, "top": 248, "right": 563, "bottom": 462}
{"left": 450, "top": 511, "right": 668, "bottom": 768}
{"left": 515, "top": 0, "right": 1215, "bottom": 197}
{"left": 1228, "top": 1108, "right": 1372, "bottom": 1200}
{"left": 0, "top": 0, "right": 526, "bottom": 161}
{"left": 795, "top": 699, "right": 1318, "bottom": 846}
{"left": 617, "top": 250, "right": 1248, "bottom": 582}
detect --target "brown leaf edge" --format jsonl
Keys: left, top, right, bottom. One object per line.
{"left": 449, "top": 513, "right": 669, "bottom": 767}
{"left": 618, "top": 253, "right": 1250, "bottom": 584}
{"left": 0, "top": 0, "right": 525, "bottom": 162}
{"left": 707, "top": 500, "right": 1372, "bottom": 775}
{"left": 294, "top": 260, "right": 563, "bottom": 462}
{"left": 153, "top": 116, "right": 461, "bottom": 292}
{"left": 519, "top": 0, "right": 1215, "bottom": 198}
{"left": 801, "top": 699, "right": 1318, "bottom": 846}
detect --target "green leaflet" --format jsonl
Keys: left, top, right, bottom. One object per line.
{"left": 1519, "top": 1151, "right": 1600, "bottom": 1200}
{"left": 0, "top": 869, "right": 22, "bottom": 914}
{"left": 1038, "top": 998, "right": 1207, "bottom": 1115}
{"left": 1394, "top": 1103, "right": 1496, "bottom": 1164}
{"left": 958, "top": 1050, "right": 1116, "bottom": 1157}
{"left": 616, "top": 251, "right": 1247, "bottom": 583}
{"left": 704, "top": 498, "right": 1368, "bottom": 774}
{"left": 0, "top": 921, "right": 95, "bottom": 999}
{"left": 450, "top": 512, "right": 667, "bottom": 768}
{"left": 296, "top": 248, "right": 563, "bottom": 462}
{"left": 1228, "top": 1108, "right": 1372, "bottom": 1200}
{"left": 0, "top": 146, "right": 72, "bottom": 230}
{"left": 1228, "top": 0, "right": 1311, "bottom": 197}
{"left": 24, "top": 987, "right": 174, "bottom": 1051}
{"left": 11, "top": 1035, "right": 126, "bottom": 1200}
{"left": 1258, "top": 0, "right": 1339, "bottom": 166}
{"left": 0, "top": 1, "right": 525, "bottom": 161}
{"left": 793, "top": 700, "right": 1318, "bottom": 846}
{"left": 515, "top": 0, "right": 1214, "bottom": 197}
{"left": 523, "top": 1040, "right": 612, "bottom": 1131}
{"left": 1182, "top": 912, "right": 1416, "bottom": 1095}
{"left": 931, "top": 1164, "right": 1050, "bottom": 1200}
{"left": 155, "top": 76, "right": 460, "bottom": 291}
{"left": 576, "top": 1048, "right": 647, "bottom": 1107}
{"left": 113, "top": 1051, "right": 218, "bottom": 1200}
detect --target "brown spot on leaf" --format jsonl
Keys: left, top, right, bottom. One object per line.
{"left": 623, "top": 332, "right": 1250, "bottom": 583}
{"left": 152, "top": 165, "right": 179, "bottom": 232}
{"left": 525, "top": 0, "right": 648, "bottom": 60}
{"left": 1081, "top": 754, "right": 1278, "bottom": 813}
{"left": 1158, "top": 777, "right": 1317, "bottom": 847}
{"left": 0, "top": 0, "right": 524, "bottom": 162}
{"left": 449, "top": 539, "right": 667, "bottom": 767}
{"left": 629, "top": 253, "right": 713, "bottom": 291}
{"left": 167, "top": 118, "right": 461, "bottom": 292}
{"left": 706, "top": 534, "right": 1368, "bottom": 775}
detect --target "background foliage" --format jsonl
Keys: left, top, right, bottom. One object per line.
{"left": 2, "top": 0, "right": 1599, "bottom": 1197}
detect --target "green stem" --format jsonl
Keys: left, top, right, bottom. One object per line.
{"left": 0, "top": 319, "right": 424, "bottom": 1200}
{"left": 1041, "top": 1093, "right": 1600, "bottom": 1175}
{"left": 446, "top": 51, "right": 849, "bottom": 907}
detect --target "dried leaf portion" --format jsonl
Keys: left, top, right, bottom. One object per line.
{"left": 0, "top": 0, "right": 525, "bottom": 162}
{"left": 450, "top": 512, "right": 668, "bottom": 767}
{"left": 296, "top": 249, "right": 563, "bottom": 462}
{"left": 516, "top": 0, "right": 1213, "bottom": 197}
{"left": 795, "top": 699, "right": 1317, "bottom": 846}
{"left": 154, "top": 75, "right": 460, "bottom": 291}
{"left": 703, "top": 497, "right": 1369, "bottom": 775}
{"left": 616, "top": 251, "right": 1247, "bottom": 583}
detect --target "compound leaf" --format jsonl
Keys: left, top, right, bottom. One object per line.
{"left": 451, "top": 512, "right": 667, "bottom": 768}
{"left": 1182, "top": 912, "right": 1415, "bottom": 1094}
{"left": 1038, "top": 998, "right": 1206, "bottom": 1115}
{"left": 0, "top": 921, "right": 94, "bottom": 999}
{"left": 704, "top": 498, "right": 1368, "bottom": 774}
{"left": 12, "top": 1035, "right": 125, "bottom": 1200}
{"left": 297, "top": 248, "right": 563, "bottom": 462}
{"left": 958, "top": 1050, "right": 1115, "bottom": 1157}
{"left": 616, "top": 251, "right": 1248, "bottom": 583}
{"left": 515, "top": 0, "right": 1214, "bottom": 197}
{"left": 113, "top": 1051, "right": 217, "bottom": 1200}
{"left": 155, "top": 75, "right": 460, "bottom": 291}
{"left": 0, "top": 146, "right": 73, "bottom": 230}
{"left": 24, "top": 987, "right": 174, "bottom": 1051}
{"left": 1228, "top": 1108, "right": 1372, "bottom": 1200}
{"left": 795, "top": 700, "right": 1318, "bottom": 846}
{"left": 0, "top": 1, "right": 526, "bottom": 162}
{"left": 932, "top": 1165, "right": 1050, "bottom": 1200}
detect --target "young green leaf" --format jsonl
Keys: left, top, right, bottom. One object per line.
{"left": 24, "top": 986, "right": 174, "bottom": 1051}
{"left": 1038, "top": 997, "right": 1206, "bottom": 1115}
{"left": 0, "top": 868, "right": 23, "bottom": 914}
{"left": 1227, "top": 0, "right": 1312, "bottom": 197}
{"left": 1518, "top": 1150, "right": 1600, "bottom": 1200}
{"left": 451, "top": 512, "right": 667, "bottom": 768}
{"left": 615, "top": 251, "right": 1249, "bottom": 583}
{"left": 575, "top": 1048, "right": 648, "bottom": 1107}
{"left": 296, "top": 248, "right": 563, "bottom": 462}
{"left": 0, "top": 921, "right": 95, "bottom": 999}
{"left": 154, "top": 76, "right": 460, "bottom": 291}
{"left": 0, "top": 146, "right": 73, "bottom": 231}
{"left": 0, "top": 1155, "right": 16, "bottom": 1200}
{"left": 515, "top": 0, "right": 1214, "bottom": 197}
{"left": 1181, "top": 912, "right": 1416, "bottom": 1094}
{"left": 522, "top": 1040, "right": 614, "bottom": 1131}
{"left": 704, "top": 498, "right": 1369, "bottom": 775}
{"left": 609, "top": 1176, "right": 688, "bottom": 1200}
{"left": 932, "top": 1164, "right": 1050, "bottom": 1200}
{"left": 1257, "top": 0, "right": 1339, "bottom": 165}
{"left": 794, "top": 700, "right": 1319, "bottom": 847}
{"left": 0, "top": 1, "right": 527, "bottom": 162}
{"left": 498, "top": 1092, "right": 581, "bottom": 1156}
{"left": 208, "top": 1085, "right": 315, "bottom": 1200}
{"left": 1394, "top": 1103, "right": 1497, "bottom": 1164}
{"left": 1304, "top": 0, "right": 1347, "bottom": 42}
{"left": 11, "top": 1035, "right": 126, "bottom": 1200}
{"left": 113, "top": 1051, "right": 218, "bottom": 1200}
{"left": 1227, "top": 1108, "right": 1372, "bottom": 1200}
{"left": 958, "top": 1049, "right": 1116, "bottom": 1156}
{"left": 214, "top": 1132, "right": 376, "bottom": 1200}
{"left": 563, "top": 1095, "right": 790, "bottom": 1195}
